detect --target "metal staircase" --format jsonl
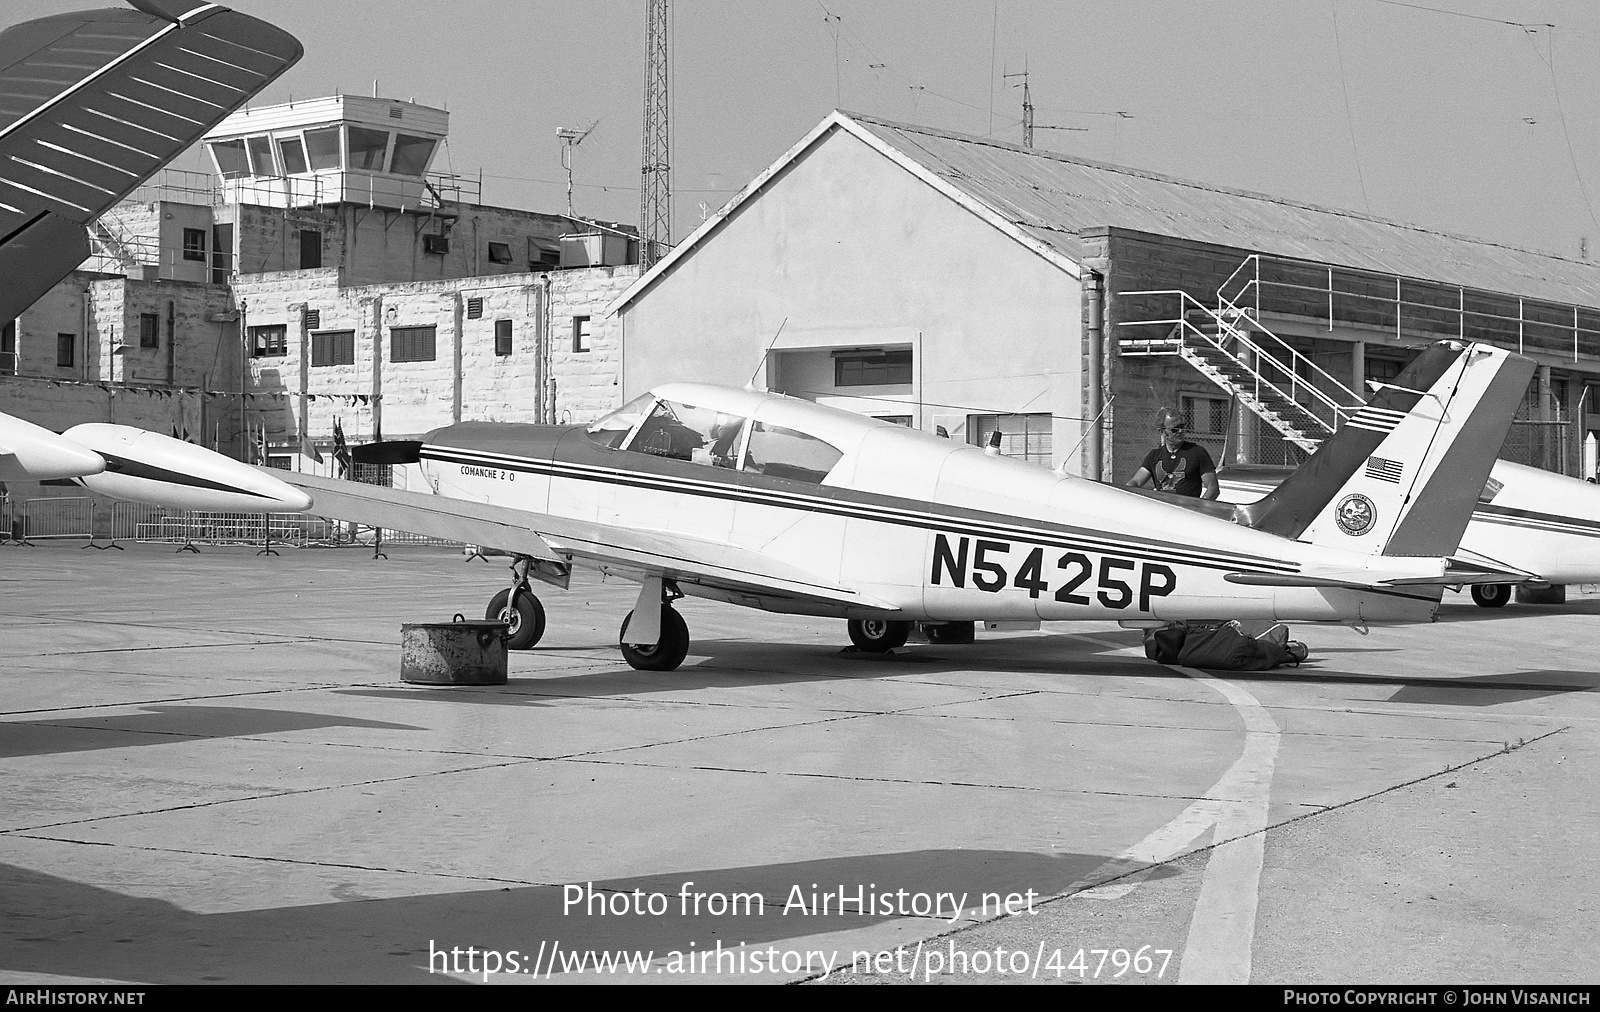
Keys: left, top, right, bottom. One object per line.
{"left": 85, "top": 215, "right": 154, "bottom": 277}
{"left": 1119, "top": 267, "right": 1365, "bottom": 453}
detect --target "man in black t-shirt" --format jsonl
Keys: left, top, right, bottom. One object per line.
{"left": 1126, "top": 408, "right": 1219, "bottom": 499}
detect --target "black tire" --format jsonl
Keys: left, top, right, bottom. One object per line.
{"left": 847, "top": 618, "right": 912, "bottom": 652}
{"left": 923, "top": 621, "right": 976, "bottom": 645}
{"left": 487, "top": 588, "right": 546, "bottom": 649}
{"left": 619, "top": 606, "right": 690, "bottom": 671}
{"left": 1471, "top": 583, "right": 1511, "bottom": 609}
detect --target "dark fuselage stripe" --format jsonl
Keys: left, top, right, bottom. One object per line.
{"left": 421, "top": 447, "right": 1304, "bottom": 577}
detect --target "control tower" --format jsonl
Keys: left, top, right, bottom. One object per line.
{"left": 202, "top": 95, "right": 448, "bottom": 210}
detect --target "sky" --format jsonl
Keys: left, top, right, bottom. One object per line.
{"left": 9, "top": 0, "right": 1600, "bottom": 261}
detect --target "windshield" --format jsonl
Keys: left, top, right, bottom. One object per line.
{"left": 585, "top": 392, "right": 657, "bottom": 449}
{"left": 627, "top": 400, "right": 746, "bottom": 467}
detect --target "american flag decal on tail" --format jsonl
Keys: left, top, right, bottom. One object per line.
{"left": 1346, "top": 405, "right": 1408, "bottom": 433}
{"left": 1366, "top": 455, "right": 1404, "bottom": 483}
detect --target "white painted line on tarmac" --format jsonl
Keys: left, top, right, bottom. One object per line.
{"left": 1173, "top": 668, "right": 1280, "bottom": 986}
{"left": 1061, "top": 636, "right": 1280, "bottom": 983}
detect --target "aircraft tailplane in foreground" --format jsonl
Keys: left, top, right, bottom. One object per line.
{"left": 0, "top": 0, "right": 302, "bottom": 321}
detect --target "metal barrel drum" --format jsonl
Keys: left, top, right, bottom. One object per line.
{"left": 400, "top": 615, "right": 509, "bottom": 685}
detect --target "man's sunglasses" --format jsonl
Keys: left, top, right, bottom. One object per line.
{"left": 1161, "top": 425, "right": 1186, "bottom": 433}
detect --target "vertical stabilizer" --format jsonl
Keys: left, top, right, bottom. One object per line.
{"left": 1244, "top": 341, "right": 1534, "bottom": 557}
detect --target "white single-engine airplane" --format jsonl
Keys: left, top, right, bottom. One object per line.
{"left": 1218, "top": 458, "right": 1600, "bottom": 609}
{"left": 282, "top": 340, "right": 1535, "bottom": 672}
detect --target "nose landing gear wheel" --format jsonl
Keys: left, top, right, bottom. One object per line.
{"left": 619, "top": 606, "right": 690, "bottom": 671}
{"left": 1470, "top": 583, "right": 1511, "bottom": 609}
{"left": 847, "top": 618, "right": 912, "bottom": 652}
{"left": 487, "top": 588, "right": 546, "bottom": 649}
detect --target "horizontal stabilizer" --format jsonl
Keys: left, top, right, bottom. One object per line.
{"left": 1225, "top": 557, "right": 1533, "bottom": 590}
{"left": 0, "top": 0, "right": 301, "bottom": 316}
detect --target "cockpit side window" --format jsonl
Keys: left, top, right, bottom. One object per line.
{"left": 626, "top": 400, "right": 746, "bottom": 468}
{"left": 585, "top": 392, "right": 657, "bottom": 449}
{"left": 743, "top": 422, "right": 843, "bottom": 484}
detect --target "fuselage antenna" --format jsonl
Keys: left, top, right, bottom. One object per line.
{"left": 745, "top": 317, "right": 789, "bottom": 391}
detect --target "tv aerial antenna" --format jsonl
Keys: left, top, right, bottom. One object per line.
{"left": 556, "top": 120, "right": 599, "bottom": 218}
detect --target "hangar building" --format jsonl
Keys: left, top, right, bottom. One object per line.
{"left": 608, "top": 111, "right": 1600, "bottom": 481}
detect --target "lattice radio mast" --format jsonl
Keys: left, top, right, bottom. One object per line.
{"left": 641, "top": 0, "right": 671, "bottom": 268}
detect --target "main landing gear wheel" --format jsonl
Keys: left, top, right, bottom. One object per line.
{"left": 619, "top": 606, "right": 690, "bottom": 671}
{"left": 847, "top": 618, "right": 913, "bottom": 652}
{"left": 1470, "top": 583, "right": 1511, "bottom": 609}
{"left": 487, "top": 588, "right": 546, "bottom": 649}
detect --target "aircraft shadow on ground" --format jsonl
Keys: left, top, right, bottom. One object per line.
{"left": 1435, "top": 598, "right": 1600, "bottom": 622}
{"left": 335, "top": 627, "right": 1593, "bottom": 708}
{"left": 336, "top": 632, "right": 1168, "bottom": 707}
{"left": 0, "top": 849, "right": 1172, "bottom": 983}
{"left": 0, "top": 705, "right": 423, "bottom": 760}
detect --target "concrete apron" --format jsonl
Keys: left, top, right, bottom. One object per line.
{"left": 0, "top": 543, "right": 1593, "bottom": 984}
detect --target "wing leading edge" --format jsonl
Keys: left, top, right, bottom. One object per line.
{"left": 281, "top": 471, "right": 900, "bottom": 614}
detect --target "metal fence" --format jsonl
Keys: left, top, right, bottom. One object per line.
{"left": 0, "top": 498, "right": 464, "bottom": 550}
{"left": 7, "top": 497, "right": 95, "bottom": 542}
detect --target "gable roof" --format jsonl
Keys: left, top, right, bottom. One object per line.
{"left": 609, "top": 110, "right": 1600, "bottom": 315}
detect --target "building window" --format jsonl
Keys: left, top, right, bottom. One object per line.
{"left": 1, "top": 320, "right": 14, "bottom": 376}
{"left": 299, "top": 229, "right": 321, "bottom": 269}
{"left": 390, "top": 325, "right": 436, "bottom": 363}
{"left": 140, "top": 313, "right": 160, "bottom": 349}
{"left": 967, "top": 413, "right": 1053, "bottom": 466}
{"left": 466, "top": 297, "right": 483, "bottom": 319}
{"left": 537, "top": 247, "right": 561, "bottom": 267}
{"left": 1179, "top": 394, "right": 1230, "bottom": 437}
{"left": 311, "top": 330, "right": 355, "bottom": 367}
{"left": 572, "top": 316, "right": 591, "bottom": 353}
{"left": 834, "top": 348, "right": 911, "bottom": 387}
{"left": 182, "top": 228, "right": 206, "bottom": 262}
{"left": 423, "top": 234, "right": 449, "bottom": 255}
{"left": 494, "top": 319, "right": 512, "bottom": 357}
{"left": 486, "top": 242, "right": 512, "bottom": 264}
{"left": 304, "top": 308, "right": 320, "bottom": 329}
{"left": 56, "top": 333, "right": 74, "bottom": 368}
{"left": 250, "top": 324, "right": 287, "bottom": 357}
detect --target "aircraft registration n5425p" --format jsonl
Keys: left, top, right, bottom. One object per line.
{"left": 285, "top": 340, "right": 1535, "bottom": 671}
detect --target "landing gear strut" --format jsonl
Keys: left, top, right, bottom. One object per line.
{"left": 619, "top": 577, "right": 690, "bottom": 671}
{"left": 486, "top": 556, "right": 546, "bottom": 649}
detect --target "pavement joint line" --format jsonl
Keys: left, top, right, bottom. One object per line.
{"left": 558, "top": 755, "right": 1220, "bottom": 801}
{"left": 32, "top": 639, "right": 367, "bottom": 657}
{"left": 4, "top": 834, "right": 562, "bottom": 888}
{"left": 996, "top": 724, "right": 1578, "bottom": 914}
{"left": 0, "top": 757, "right": 549, "bottom": 835}
{"left": 0, "top": 681, "right": 404, "bottom": 717}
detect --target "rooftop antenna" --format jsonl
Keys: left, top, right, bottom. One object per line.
{"left": 556, "top": 121, "right": 598, "bottom": 218}
{"left": 1002, "top": 64, "right": 1034, "bottom": 147}
{"left": 1004, "top": 65, "right": 1089, "bottom": 148}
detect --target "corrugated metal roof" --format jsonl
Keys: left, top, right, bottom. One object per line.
{"left": 848, "top": 113, "right": 1600, "bottom": 309}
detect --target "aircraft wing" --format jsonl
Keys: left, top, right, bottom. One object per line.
{"left": 0, "top": 1, "right": 302, "bottom": 320}
{"left": 282, "top": 472, "right": 900, "bottom": 613}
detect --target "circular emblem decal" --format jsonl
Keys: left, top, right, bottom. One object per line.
{"left": 1334, "top": 493, "right": 1377, "bottom": 536}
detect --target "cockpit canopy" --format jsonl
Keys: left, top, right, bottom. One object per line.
{"left": 586, "top": 391, "right": 845, "bottom": 485}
